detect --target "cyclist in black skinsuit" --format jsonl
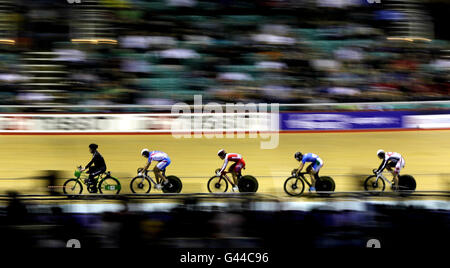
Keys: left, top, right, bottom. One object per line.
{"left": 82, "top": 144, "right": 107, "bottom": 186}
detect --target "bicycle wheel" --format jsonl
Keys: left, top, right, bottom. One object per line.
{"left": 63, "top": 179, "right": 83, "bottom": 195}
{"left": 284, "top": 176, "right": 305, "bottom": 196}
{"left": 162, "top": 176, "right": 183, "bottom": 193}
{"left": 364, "top": 175, "right": 386, "bottom": 192}
{"left": 316, "top": 176, "right": 335, "bottom": 192}
{"left": 238, "top": 175, "right": 259, "bottom": 193}
{"left": 98, "top": 176, "right": 121, "bottom": 194}
{"left": 398, "top": 175, "right": 416, "bottom": 192}
{"left": 208, "top": 176, "right": 229, "bottom": 193}
{"left": 130, "top": 176, "right": 152, "bottom": 194}
{"left": 316, "top": 176, "right": 335, "bottom": 196}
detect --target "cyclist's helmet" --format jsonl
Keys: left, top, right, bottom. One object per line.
{"left": 141, "top": 149, "right": 150, "bottom": 158}
{"left": 217, "top": 149, "right": 226, "bottom": 157}
{"left": 294, "top": 152, "right": 303, "bottom": 161}
{"left": 89, "top": 143, "right": 98, "bottom": 150}
{"left": 377, "top": 149, "right": 385, "bottom": 159}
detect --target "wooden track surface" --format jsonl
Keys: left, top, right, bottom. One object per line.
{"left": 0, "top": 130, "right": 449, "bottom": 195}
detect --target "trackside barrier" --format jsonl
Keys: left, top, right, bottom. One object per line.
{"left": 0, "top": 102, "right": 450, "bottom": 133}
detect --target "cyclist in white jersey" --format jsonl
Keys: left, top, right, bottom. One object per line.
{"left": 375, "top": 149, "right": 405, "bottom": 190}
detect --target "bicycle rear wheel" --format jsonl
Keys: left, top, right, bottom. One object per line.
{"left": 162, "top": 176, "right": 183, "bottom": 193}
{"left": 208, "top": 176, "right": 229, "bottom": 193}
{"left": 316, "top": 176, "right": 335, "bottom": 191}
{"left": 63, "top": 179, "right": 83, "bottom": 195}
{"left": 315, "top": 176, "right": 335, "bottom": 196}
{"left": 98, "top": 176, "right": 121, "bottom": 194}
{"left": 238, "top": 175, "right": 259, "bottom": 193}
{"left": 284, "top": 176, "right": 305, "bottom": 196}
{"left": 398, "top": 175, "right": 416, "bottom": 192}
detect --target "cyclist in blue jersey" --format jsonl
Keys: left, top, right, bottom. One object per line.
{"left": 294, "top": 152, "right": 324, "bottom": 192}
{"left": 140, "top": 149, "right": 171, "bottom": 190}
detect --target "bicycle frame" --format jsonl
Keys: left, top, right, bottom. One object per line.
{"left": 373, "top": 172, "right": 394, "bottom": 187}
{"left": 75, "top": 168, "right": 106, "bottom": 186}
{"left": 293, "top": 172, "right": 314, "bottom": 187}
{"left": 135, "top": 170, "right": 160, "bottom": 186}
{"left": 218, "top": 171, "right": 237, "bottom": 186}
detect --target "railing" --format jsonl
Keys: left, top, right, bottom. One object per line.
{"left": 0, "top": 100, "right": 450, "bottom": 112}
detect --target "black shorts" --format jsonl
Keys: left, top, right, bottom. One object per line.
{"left": 387, "top": 160, "right": 398, "bottom": 168}
{"left": 88, "top": 166, "right": 106, "bottom": 178}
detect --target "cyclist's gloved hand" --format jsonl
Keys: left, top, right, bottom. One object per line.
{"left": 138, "top": 172, "right": 143, "bottom": 177}
{"left": 216, "top": 171, "right": 222, "bottom": 176}
{"left": 372, "top": 169, "right": 378, "bottom": 174}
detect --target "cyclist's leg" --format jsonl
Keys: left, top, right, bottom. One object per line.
{"left": 306, "top": 163, "right": 316, "bottom": 186}
{"left": 88, "top": 166, "right": 104, "bottom": 183}
{"left": 310, "top": 161, "right": 323, "bottom": 187}
{"left": 228, "top": 163, "right": 237, "bottom": 185}
{"left": 235, "top": 160, "right": 245, "bottom": 181}
{"left": 392, "top": 158, "right": 404, "bottom": 189}
{"left": 155, "top": 159, "right": 170, "bottom": 184}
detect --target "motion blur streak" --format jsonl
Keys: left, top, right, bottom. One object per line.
{"left": 0, "top": 0, "right": 449, "bottom": 249}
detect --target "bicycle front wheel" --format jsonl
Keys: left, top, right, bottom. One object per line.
{"left": 364, "top": 175, "right": 385, "bottom": 192}
{"left": 98, "top": 176, "right": 121, "bottom": 194}
{"left": 63, "top": 179, "right": 83, "bottom": 195}
{"left": 284, "top": 176, "right": 305, "bottom": 196}
{"left": 130, "top": 176, "right": 152, "bottom": 194}
{"left": 207, "top": 176, "right": 229, "bottom": 193}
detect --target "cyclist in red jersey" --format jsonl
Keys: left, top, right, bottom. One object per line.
{"left": 217, "top": 149, "right": 246, "bottom": 192}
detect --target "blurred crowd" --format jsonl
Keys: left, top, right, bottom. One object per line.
{"left": 0, "top": 0, "right": 449, "bottom": 108}
{"left": 0, "top": 194, "right": 448, "bottom": 248}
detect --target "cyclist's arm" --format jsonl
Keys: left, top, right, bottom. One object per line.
{"left": 142, "top": 160, "right": 151, "bottom": 173}
{"left": 219, "top": 158, "right": 229, "bottom": 174}
{"left": 375, "top": 159, "right": 387, "bottom": 173}
{"left": 85, "top": 157, "right": 94, "bottom": 170}
{"left": 297, "top": 162, "right": 305, "bottom": 174}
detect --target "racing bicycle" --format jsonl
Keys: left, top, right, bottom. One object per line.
{"left": 364, "top": 170, "right": 416, "bottom": 193}
{"left": 207, "top": 169, "right": 259, "bottom": 193}
{"left": 284, "top": 169, "right": 336, "bottom": 196}
{"left": 63, "top": 166, "right": 121, "bottom": 194}
{"left": 130, "top": 168, "right": 182, "bottom": 194}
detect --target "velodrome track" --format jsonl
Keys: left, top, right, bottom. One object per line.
{"left": 0, "top": 130, "right": 449, "bottom": 196}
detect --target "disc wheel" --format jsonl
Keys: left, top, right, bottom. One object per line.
{"left": 130, "top": 176, "right": 152, "bottom": 194}
{"left": 238, "top": 175, "right": 259, "bottom": 193}
{"left": 63, "top": 179, "right": 83, "bottom": 195}
{"left": 98, "top": 176, "right": 121, "bottom": 194}
{"left": 284, "top": 176, "right": 305, "bottom": 196}
{"left": 316, "top": 176, "right": 335, "bottom": 191}
{"left": 364, "top": 175, "right": 386, "bottom": 193}
{"left": 207, "top": 176, "right": 229, "bottom": 193}
{"left": 162, "top": 176, "right": 183, "bottom": 193}
{"left": 316, "top": 176, "right": 336, "bottom": 196}
{"left": 398, "top": 175, "right": 416, "bottom": 193}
